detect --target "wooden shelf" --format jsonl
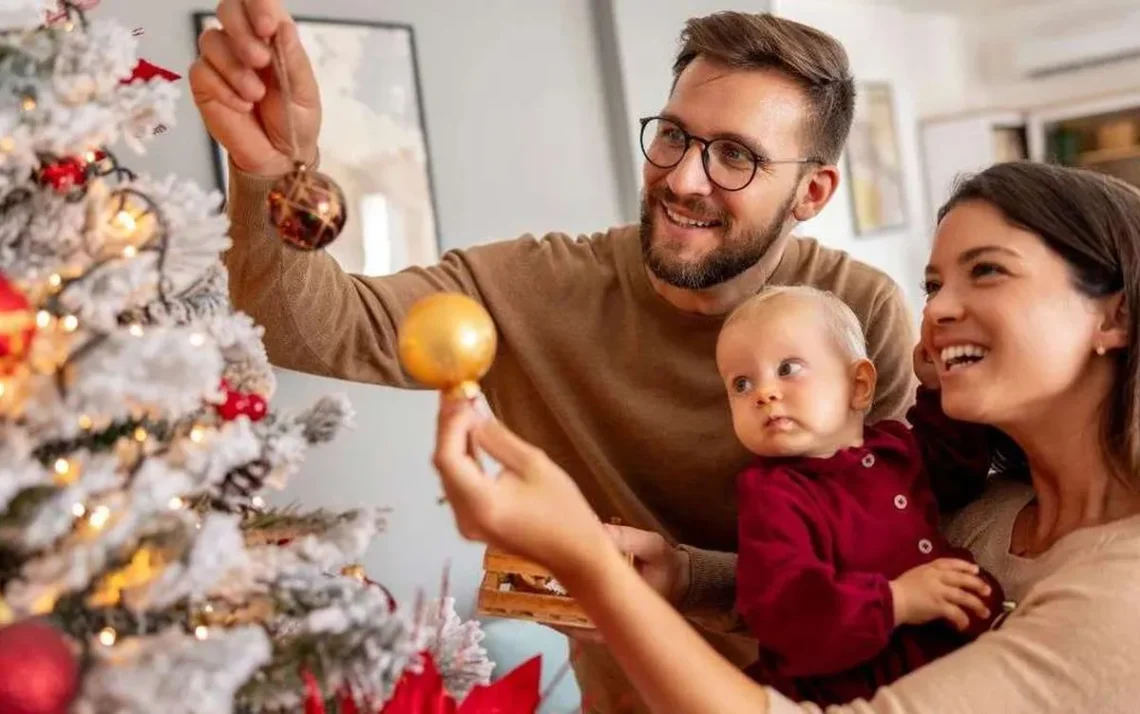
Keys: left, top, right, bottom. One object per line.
{"left": 1077, "top": 145, "right": 1140, "bottom": 166}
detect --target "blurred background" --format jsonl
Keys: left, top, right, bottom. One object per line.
{"left": 99, "top": 0, "right": 1140, "bottom": 705}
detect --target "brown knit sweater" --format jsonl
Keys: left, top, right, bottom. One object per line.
{"left": 223, "top": 163, "right": 917, "bottom": 713}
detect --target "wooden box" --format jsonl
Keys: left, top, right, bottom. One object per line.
{"left": 475, "top": 547, "right": 594, "bottom": 628}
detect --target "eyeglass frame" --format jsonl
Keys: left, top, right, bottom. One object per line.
{"left": 638, "top": 115, "right": 825, "bottom": 192}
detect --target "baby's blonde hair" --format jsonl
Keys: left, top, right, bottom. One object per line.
{"left": 722, "top": 285, "right": 868, "bottom": 362}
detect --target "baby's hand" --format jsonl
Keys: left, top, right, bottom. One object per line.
{"left": 889, "top": 558, "right": 992, "bottom": 631}
{"left": 913, "top": 343, "right": 940, "bottom": 390}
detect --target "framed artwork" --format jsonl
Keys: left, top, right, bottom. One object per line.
{"left": 845, "top": 82, "right": 907, "bottom": 236}
{"left": 193, "top": 13, "right": 441, "bottom": 275}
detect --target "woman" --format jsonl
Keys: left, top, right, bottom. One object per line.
{"left": 431, "top": 161, "right": 1140, "bottom": 713}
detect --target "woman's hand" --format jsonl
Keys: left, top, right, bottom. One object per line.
{"left": 432, "top": 395, "right": 613, "bottom": 582}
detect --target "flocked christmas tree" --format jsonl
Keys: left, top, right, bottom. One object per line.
{"left": 0, "top": 1, "right": 497, "bottom": 711}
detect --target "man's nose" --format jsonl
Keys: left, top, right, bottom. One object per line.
{"left": 665, "top": 145, "right": 713, "bottom": 197}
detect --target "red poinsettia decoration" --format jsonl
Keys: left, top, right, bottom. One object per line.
{"left": 302, "top": 652, "right": 542, "bottom": 714}
{"left": 121, "top": 59, "right": 182, "bottom": 85}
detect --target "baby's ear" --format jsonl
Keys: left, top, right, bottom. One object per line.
{"left": 850, "top": 358, "right": 877, "bottom": 412}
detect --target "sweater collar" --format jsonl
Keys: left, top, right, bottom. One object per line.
{"left": 758, "top": 421, "right": 910, "bottom": 479}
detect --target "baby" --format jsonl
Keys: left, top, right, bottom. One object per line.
{"left": 717, "top": 285, "right": 1004, "bottom": 706}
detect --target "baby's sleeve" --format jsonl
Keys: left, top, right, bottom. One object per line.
{"left": 735, "top": 468, "right": 895, "bottom": 677}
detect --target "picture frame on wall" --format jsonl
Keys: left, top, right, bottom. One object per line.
{"left": 193, "top": 13, "right": 441, "bottom": 275}
{"left": 845, "top": 82, "right": 907, "bottom": 236}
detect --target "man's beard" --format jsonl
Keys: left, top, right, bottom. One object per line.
{"left": 639, "top": 186, "right": 797, "bottom": 290}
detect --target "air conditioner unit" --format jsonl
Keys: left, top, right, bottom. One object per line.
{"left": 1014, "top": 9, "right": 1140, "bottom": 77}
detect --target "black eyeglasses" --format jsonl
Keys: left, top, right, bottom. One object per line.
{"left": 639, "top": 116, "right": 822, "bottom": 191}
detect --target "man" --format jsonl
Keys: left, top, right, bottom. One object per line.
{"left": 191, "top": 3, "right": 916, "bottom": 711}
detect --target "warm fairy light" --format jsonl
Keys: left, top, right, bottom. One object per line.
{"left": 61, "top": 315, "right": 79, "bottom": 332}
{"left": 128, "top": 324, "right": 144, "bottom": 337}
{"left": 89, "top": 505, "right": 111, "bottom": 529}
{"left": 251, "top": 496, "right": 265, "bottom": 509}
{"left": 194, "top": 625, "right": 209, "bottom": 640}
{"left": 188, "top": 332, "right": 206, "bottom": 347}
{"left": 84, "top": 150, "right": 97, "bottom": 163}
{"left": 122, "top": 245, "right": 137, "bottom": 258}
{"left": 133, "top": 426, "right": 148, "bottom": 442}
{"left": 53, "top": 458, "right": 75, "bottom": 485}
{"left": 71, "top": 502, "right": 86, "bottom": 518}
{"left": 0, "top": 136, "right": 13, "bottom": 152}
{"left": 21, "top": 96, "right": 35, "bottom": 112}
{"left": 48, "top": 273, "right": 62, "bottom": 288}
{"left": 98, "top": 627, "right": 117, "bottom": 646}
{"left": 189, "top": 425, "right": 205, "bottom": 443}
{"left": 168, "top": 497, "right": 184, "bottom": 510}
{"left": 78, "top": 414, "right": 93, "bottom": 430}
{"left": 36, "top": 310, "right": 51, "bottom": 328}
{"left": 202, "top": 603, "right": 214, "bottom": 614}
{"left": 113, "top": 210, "right": 137, "bottom": 234}
{"left": 63, "top": 21, "right": 75, "bottom": 32}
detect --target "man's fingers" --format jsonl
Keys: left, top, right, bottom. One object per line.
{"left": 472, "top": 418, "right": 547, "bottom": 478}
{"left": 197, "top": 28, "right": 265, "bottom": 103}
{"left": 189, "top": 53, "right": 254, "bottom": 114}
{"left": 216, "top": 0, "right": 271, "bottom": 68}
{"left": 604, "top": 524, "right": 665, "bottom": 559}
{"left": 242, "top": 0, "right": 290, "bottom": 38}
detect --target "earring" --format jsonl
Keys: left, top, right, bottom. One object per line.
{"left": 1096, "top": 344, "right": 1106, "bottom": 356}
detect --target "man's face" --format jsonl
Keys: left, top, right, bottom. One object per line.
{"left": 640, "top": 57, "right": 814, "bottom": 290}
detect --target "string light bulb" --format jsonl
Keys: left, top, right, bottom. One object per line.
{"left": 133, "top": 426, "right": 148, "bottom": 442}
{"left": 21, "top": 96, "right": 35, "bottom": 112}
{"left": 122, "top": 245, "right": 137, "bottom": 258}
{"left": 53, "top": 458, "right": 76, "bottom": 485}
{"left": 251, "top": 496, "right": 265, "bottom": 509}
{"left": 48, "top": 273, "right": 62, "bottom": 289}
{"left": 188, "top": 332, "right": 205, "bottom": 347}
{"left": 78, "top": 414, "right": 93, "bottom": 430}
{"left": 0, "top": 136, "right": 13, "bottom": 152}
{"left": 189, "top": 425, "right": 206, "bottom": 443}
{"left": 71, "top": 502, "right": 86, "bottom": 518}
{"left": 61, "top": 315, "right": 79, "bottom": 332}
{"left": 98, "top": 627, "right": 117, "bottom": 646}
{"left": 89, "top": 505, "right": 111, "bottom": 530}
{"left": 36, "top": 310, "right": 51, "bottom": 328}
{"left": 128, "top": 324, "right": 144, "bottom": 337}
{"left": 168, "top": 497, "right": 184, "bottom": 510}
{"left": 194, "top": 625, "right": 209, "bottom": 640}
{"left": 113, "top": 209, "right": 137, "bottom": 234}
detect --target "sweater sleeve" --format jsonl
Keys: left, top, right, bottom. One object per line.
{"left": 905, "top": 387, "right": 993, "bottom": 513}
{"left": 865, "top": 285, "right": 918, "bottom": 425}
{"left": 766, "top": 543, "right": 1140, "bottom": 714}
{"left": 224, "top": 161, "right": 520, "bottom": 386}
{"left": 736, "top": 470, "right": 894, "bottom": 676}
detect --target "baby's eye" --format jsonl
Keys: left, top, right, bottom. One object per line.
{"left": 777, "top": 360, "right": 804, "bottom": 378}
{"left": 732, "top": 376, "right": 752, "bottom": 394}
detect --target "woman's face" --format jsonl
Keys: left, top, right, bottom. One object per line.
{"left": 921, "top": 201, "right": 1106, "bottom": 427}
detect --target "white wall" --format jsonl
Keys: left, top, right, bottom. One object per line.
{"left": 603, "top": 0, "right": 773, "bottom": 189}
{"left": 99, "top": 0, "right": 626, "bottom": 616}
{"left": 771, "top": 0, "right": 968, "bottom": 317}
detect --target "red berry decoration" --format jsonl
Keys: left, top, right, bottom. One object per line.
{"left": 216, "top": 385, "right": 249, "bottom": 422}
{"left": 0, "top": 619, "right": 80, "bottom": 714}
{"left": 245, "top": 393, "right": 267, "bottom": 421}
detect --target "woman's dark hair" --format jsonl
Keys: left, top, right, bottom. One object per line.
{"left": 938, "top": 161, "right": 1139, "bottom": 484}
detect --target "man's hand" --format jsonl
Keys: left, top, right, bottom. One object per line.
{"left": 889, "top": 558, "right": 992, "bottom": 631}
{"left": 190, "top": 0, "right": 321, "bottom": 176}
{"left": 552, "top": 525, "right": 691, "bottom": 644}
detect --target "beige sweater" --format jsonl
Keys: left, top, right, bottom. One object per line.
{"left": 769, "top": 478, "right": 1140, "bottom": 714}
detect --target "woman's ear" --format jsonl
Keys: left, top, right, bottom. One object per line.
{"left": 1096, "top": 291, "right": 1129, "bottom": 352}
{"left": 851, "top": 358, "right": 878, "bottom": 412}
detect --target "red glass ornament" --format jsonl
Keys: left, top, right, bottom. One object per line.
{"left": 0, "top": 619, "right": 80, "bottom": 714}
{"left": 245, "top": 393, "right": 268, "bottom": 421}
{"left": 38, "top": 157, "right": 87, "bottom": 193}
{"left": 0, "top": 272, "right": 35, "bottom": 375}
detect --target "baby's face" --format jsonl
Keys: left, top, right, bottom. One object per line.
{"left": 716, "top": 301, "right": 864, "bottom": 458}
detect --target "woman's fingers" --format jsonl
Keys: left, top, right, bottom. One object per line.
{"left": 472, "top": 417, "right": 548, "bottom": 479}
{"left": 197, "top": 28, "right": 265, "bottom": 103}
{"left": 216, "top": 0, "right": 271, "bottom": 68}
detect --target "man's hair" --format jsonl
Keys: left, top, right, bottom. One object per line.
{"left": 723, "top": 285, "right": 867, "bottom": 362}
{"left": 672, "top": 11, "right": 855, "bottom": 165}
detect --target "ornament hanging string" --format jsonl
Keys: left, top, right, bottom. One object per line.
{"left": 264, "top": 28, "right": 348, "bottom": 251}
{"left": 269, "top": 31, "right": 300, "bottom": 167}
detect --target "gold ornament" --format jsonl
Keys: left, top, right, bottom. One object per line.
{"left": 340, "top": 564, "right": 367, "bottom": 581}
{"left": 397, "top": 293, "right": 497, "bottom": 399}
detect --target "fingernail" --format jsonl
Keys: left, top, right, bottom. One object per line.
{"left": 256, "top": 15, "right": 276, "bottom": 36}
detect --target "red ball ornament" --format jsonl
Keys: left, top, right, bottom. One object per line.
{"left": 216, "top": 386, "right": 249, "bottom": 422}
{"left": 38, "top": 157, "right": 88, "bottom": 193}
{"left": 267, "top": 163, "right": 347, "bottom": 251}
{"left": 0, "top": 619, "right": 80, "bottom": 714}
{"left": 0, "top": 272, "right": 36, "bottom": 375}
{"left": 244, "top": 393, "right": 267, "bottom": 421}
